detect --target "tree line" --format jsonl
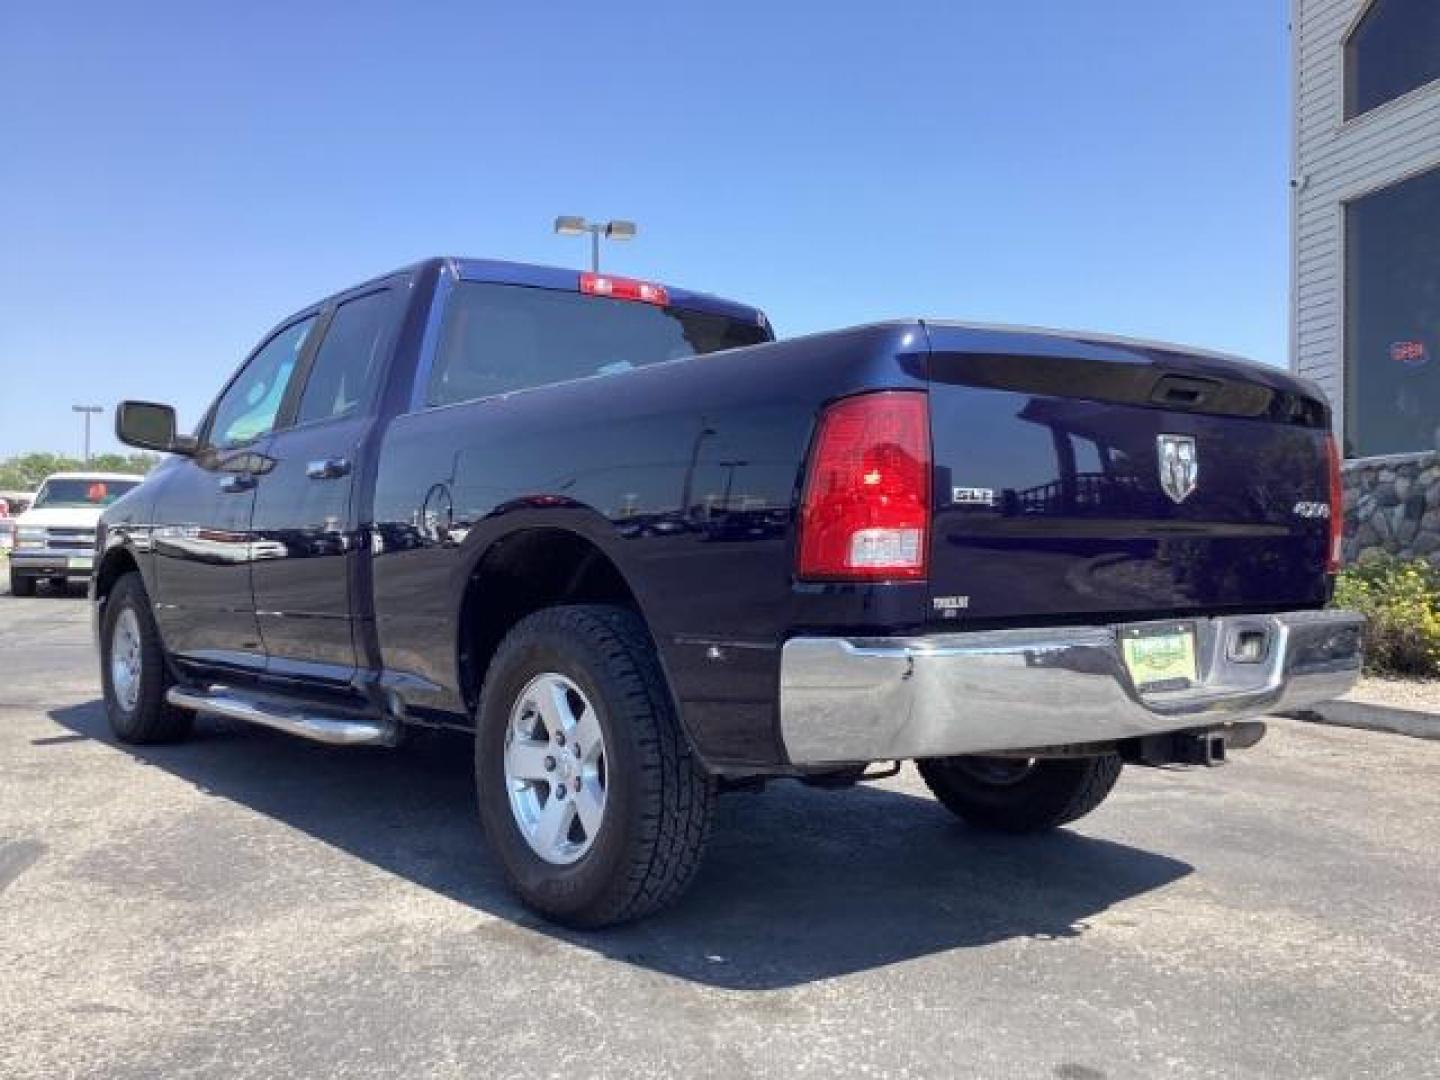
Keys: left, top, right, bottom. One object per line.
{"left": 0, "top": 452, "right": 161, "bottom": 491}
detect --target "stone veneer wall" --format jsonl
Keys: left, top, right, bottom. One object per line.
{"left": 1342, "top": 451, "right": 1440, "bottom": 567}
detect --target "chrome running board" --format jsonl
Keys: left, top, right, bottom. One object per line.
{"left": 165, "top": 686, "right": 401, "bottom": 747}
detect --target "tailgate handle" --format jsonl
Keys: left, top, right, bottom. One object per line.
{"left": 1151, "top": 375, "right": 1220, "bottom": 408}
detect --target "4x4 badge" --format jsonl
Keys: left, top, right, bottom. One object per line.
{"left": 1157, "top": 434, "right": 1198, "bottom": 504}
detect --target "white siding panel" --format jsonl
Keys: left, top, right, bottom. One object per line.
{"left": 1297, "top": 3, "right": 1358, "bottom": 60}
{"left": 1298, "top": 76, "right": 1339, "bottom": 114}
{"left": 1298, "top": 313, "right": 1340, "bottom": 335}
{"left": 1306, "top": 107, "right": 1440, "bottom": 184}
{"left": 1295, "top": 214, "right": 1336, "bottom": 242}
{"left": 1310, "top": 102, "right": 1440, "bottom": 166}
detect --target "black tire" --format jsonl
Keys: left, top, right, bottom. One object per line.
{"left": 475, "top": 605, "right": 715, "bottom": 928}
{"left": 10, "top": 571, "right": 36, "bottom": 597}
{"left": 917, "top": 753, "right": 1123, "bottom": 833}
{"left": 99, "top": 572, "right": 193, "bottom": 744}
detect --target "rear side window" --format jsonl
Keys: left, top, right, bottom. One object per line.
{"left": 427, "top": 282, "right": 769, "bottom": 407}
{"left": 296, "top": 289, "right": 394, "bottom": 425}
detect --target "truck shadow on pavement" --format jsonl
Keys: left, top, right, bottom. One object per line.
{"left": 49, "top": 700, "right": 1191, "bottom": 991}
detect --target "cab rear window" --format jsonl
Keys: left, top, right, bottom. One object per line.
{"left": 426, "top": 283, "right": 769, "bottom": 407}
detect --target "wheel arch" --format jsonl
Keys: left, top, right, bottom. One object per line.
{"left": 92, "top": 541, "right": 168, "bottom": 660}
{"left": 455, "top": 526, "right": 676, "bottom": 725}
{"left": 94, "top": 544, "right": 142, "bottom": 604}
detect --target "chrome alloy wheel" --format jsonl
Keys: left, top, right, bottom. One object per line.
{"left": 110, "top": 606, "right": 143, "bottom": 712}
{"left": 504, "top": 672, "right": 608, "bottom": 865}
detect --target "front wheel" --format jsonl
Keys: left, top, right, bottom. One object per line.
{"left": 917, "top": 753, "right": 1123, "bottom": 833}
{"left": 100, "top": 572, "right": 192, "bottom": 744}
{"left": 9, "top": 571, "right": 36, "bottom": 597}
{"left": 475, "top": 605, "right": 715, "bottom": 928}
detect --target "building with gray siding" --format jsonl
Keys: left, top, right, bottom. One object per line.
{"left": 1291, "top": 0, "right": 1440, "bottom": 460}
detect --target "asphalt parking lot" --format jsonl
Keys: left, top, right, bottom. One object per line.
{"left": 2, "top": 579, "right": 1437, "bottom": 1080}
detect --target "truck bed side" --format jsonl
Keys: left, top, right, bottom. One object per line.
{"left": 370, "top": 322, "right": 930, "bottom": 768}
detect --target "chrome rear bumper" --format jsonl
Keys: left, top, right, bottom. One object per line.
{"left": 778, "top": 610, "right": 1363, "bottom": 765}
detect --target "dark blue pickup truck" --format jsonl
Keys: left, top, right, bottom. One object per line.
{"left": 96, "top": 257, "right": 1363, "bottom": 926}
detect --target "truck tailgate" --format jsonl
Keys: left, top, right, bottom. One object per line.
{"left": 923, "top": 325, "right": 1334, "bottom": 628}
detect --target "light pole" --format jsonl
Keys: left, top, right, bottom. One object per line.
{"left": 679, "top": 424, "right": 716, "bottom": 520}
{"left": 72, "top": 405, "right": 103, "bottom": 464}
{"left": 553, "top": 216, "right": 637, "bottom": 272}
{"left": 718, "top": 460, "right": 749, "bottom": 510}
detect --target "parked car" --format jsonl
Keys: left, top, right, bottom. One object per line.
{"left": 0, "top": 491, "right": 35, "bottom": 553}
{"left": 0, "top": 491, "right": 36, "bottom": 515}
{"left": 10, "top": 473, "right": 143, "bottom": 595}
{"left": 95, "top": 257, "right": 1363, "bottom": 926}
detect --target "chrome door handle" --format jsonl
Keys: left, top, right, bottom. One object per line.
{"left": 218, "top": 474, "right": 257, "bottom": 494}
{"left": 306, "top": 457, "right": 351, "bottom": 480}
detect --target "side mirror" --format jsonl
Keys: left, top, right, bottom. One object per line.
{"left": 115, "top": 400, "right": 197, "bottom": 455}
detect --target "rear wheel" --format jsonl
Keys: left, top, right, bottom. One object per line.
{"left": 9, "top": 571, "right": 35, "bottom": 597}
{"left": 918, "top": 753, "right": 1123, "bottom": 833}
{"left": 100, "top": 572, "right": 192, "bottom": 744}
{"left": 475, "top": 605, "right": 715, "bottom": 928}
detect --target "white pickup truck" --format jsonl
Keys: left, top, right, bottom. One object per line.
{"left": 9, "top": 472, "right": 144, "bottom": 596}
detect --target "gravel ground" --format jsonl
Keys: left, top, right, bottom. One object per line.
{"left": 2, "top": 581, "right": 1438, "bottom": 1079}
{"left": 1346, "top": 676, "right": 1440, "bottom": 711}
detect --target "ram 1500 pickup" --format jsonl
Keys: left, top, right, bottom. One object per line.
{"left": 96, "top": 257, "right": 1363, "bottom": 926}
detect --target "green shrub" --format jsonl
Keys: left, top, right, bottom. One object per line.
{"left": 1332, "top": 557, "right": 1440, "bottom": 678}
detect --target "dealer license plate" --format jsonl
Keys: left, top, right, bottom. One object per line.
{"left": 67, "top": 556, "right": 92, "bottom": 571}
{"left": 1120, "top": 623, "right": 1198, "bottom": 690}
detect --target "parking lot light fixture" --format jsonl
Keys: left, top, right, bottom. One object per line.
{"left": 552, "top": 215, "right": 638, "bottom": 272}
{"left": 72, "top": 404, "right": 103, "bottom": 464}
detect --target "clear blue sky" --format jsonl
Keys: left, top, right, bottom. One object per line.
{"left": 0, "top": 1, "right": 1290, "bottom": 459}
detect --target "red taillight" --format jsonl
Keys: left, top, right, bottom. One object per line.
{"left": 1325, "top": 432, "right": 1344, "bottom": 574}
{"left": 797, "top": 391, "right": 931, "bottom": 581}
{"left": 579, "top": 272, "right": 669, "bottom": 306}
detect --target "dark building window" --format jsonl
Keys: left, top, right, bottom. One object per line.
{"left": 1344, "top": 0, "right": 1440, "bottom": 119}
{"left": 1344, "top": 165, "right": 1440, "bottom": 457}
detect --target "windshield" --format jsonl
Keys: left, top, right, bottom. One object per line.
{"left": 32, "top": 479, "right": 141, "bottom": 509}
{"left": 427, "top": 283, "right": 772, "bottom": 406}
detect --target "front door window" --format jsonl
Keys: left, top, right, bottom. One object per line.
{"left": 209, "top": 317, "right": 316, "bottom": 448}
